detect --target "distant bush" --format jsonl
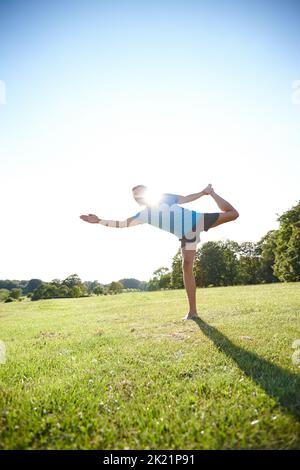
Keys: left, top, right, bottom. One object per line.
{"left": 10, "top": 288, "right": 22, "bottom": 300}
{"left": 108, "top": 281, "right": 123, "bottom": 294}
{"left": 93, "top": 285, "right": 105, "bottom": 295}
{"left": 31, "top": 274, "right": 88, "bottom": 300}
{"left": 0, "top": 288, "right": 10, "bottom": 302}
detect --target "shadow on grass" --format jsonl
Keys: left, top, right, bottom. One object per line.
{"left": 193, "top": 318, "right": 300, "bottom": 422}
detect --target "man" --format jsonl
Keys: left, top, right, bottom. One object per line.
{"left": 80, "top": 184, "right": 239, "bottom": 320}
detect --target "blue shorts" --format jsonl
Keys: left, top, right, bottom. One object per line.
{"left": 180, "top": 212, "right": 220, "bottom": 249}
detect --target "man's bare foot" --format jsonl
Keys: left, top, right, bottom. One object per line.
{"left": 202, "top": 184, "right": 213, "bottom": 195}
{"left": 183, "top": 312, "right": 199, "bottom": 320}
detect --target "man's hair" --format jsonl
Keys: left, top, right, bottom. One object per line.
{"left": 132, "top": 184, "right": 146, "bottom": 192}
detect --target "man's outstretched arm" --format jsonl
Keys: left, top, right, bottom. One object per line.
{"left": 177, "top": 184, "right": 212, "bottom": 204}
{"left": 80, "top": 214, "right": 141, "bottom": 228}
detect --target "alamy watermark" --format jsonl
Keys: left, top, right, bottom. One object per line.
{"left": 0, "top": 340, "right": 6, "bottom": 364}
{"left": 291, "top": 80, "right": 300, "bottom": 105}
{"left": 0, "top": 80, "right": 6, "bottom": 105}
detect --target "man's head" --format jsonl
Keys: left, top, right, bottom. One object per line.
{"left": 132, "top": 185, "right": 148, "bottom": 205}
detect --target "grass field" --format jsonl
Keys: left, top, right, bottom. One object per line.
{"left": 0, "top": 283, "right": 300, "bottom": 450}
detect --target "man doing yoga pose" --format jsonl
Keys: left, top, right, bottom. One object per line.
{"left": 80, "top": 184, "right": 239, "bottom": 319}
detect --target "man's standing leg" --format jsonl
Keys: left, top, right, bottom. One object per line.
{"left": 181, "top": 247, "right": 198, "bottom": 320}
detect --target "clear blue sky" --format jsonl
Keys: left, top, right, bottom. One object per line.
{"left": 0, "top": 0, "right": 299, "bottom": 283}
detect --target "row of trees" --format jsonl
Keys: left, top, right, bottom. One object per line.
{"left": 0, "top": 275, "right": 144, "bottom": 302}
{"left": 149, "top": 201, "right": 300, "bottom": 289}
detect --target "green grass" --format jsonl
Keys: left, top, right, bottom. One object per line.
{"left": 0, "top": 283, "right": 300, "bottom": 450}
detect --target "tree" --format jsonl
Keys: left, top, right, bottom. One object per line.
{"left": 171, "top": 250, "right": 184, "bottom": 289}
{"left": 237, "top": 242, "right": 262, "bottom": 285}
{"left": 219, "top": 240, "right": 240, "bottom": 285}
{"left": 273, "top": 202, "right": 300, "bottom": 282}
{"left": 148, "top": 267, "right": 171, "bottom": 290}
{"left": 0, "top": 280, "right": 19, "bottom": 290}
{"left": 119, "top": 278, "right": 145, "bottom": 290}
{"left": 24, "top": 279, "right": 43, "bottom": 295}
{"left": 159, "top": 272, "right": 171, "bottom": 289}
{"left": 194, "top": 242, "right": 227, "bottom": 287}
{"left": 119, "top": 278, "right": 138, "bottom": 289}
{"left": 31, "top": 282, "right": 75, "bottom": 300}
{"left": 256, "top": 230, "right": 279, "bottom": 283}
{"left": 57, "top": 285, "right": 71, "bottom": 297}
{"left": 93, "top": 285, "right": 105, "bottom": 295}
{"left": 109, "top": 281, "right": 123, "bottom": 294}
{"left": 84, "top": 280, "right": 101, "bottom": 294}
{"left": 62, "top": 274, "right": 83, "bottom": 288}
{"left": 194, "top": 249, "right": 204, "bottom": 287}
{"left": 148, "top": 278, "right": 160, "bottom": 291}
{"left": 62, "top": 274, "right": 87, "bottom": 296}
{"left": 194, "top": 240, "right": 240, "bottom": 287}
{"left": 31, "top": 283, "right": 51, "bottom": 301}
{"left": 139, "top": 281, "right": 149, "bottom": 291}
{"left": 156, "top": 267, "right": 171, "bottom": 289}
{"left": 69, "top": 285, "right": 83, "bottom": 298}
{"left": 0, "top": 289, "right": 10, "bottom": 302}
{"left": 10, "top": 288, "right": 22, "bottom": 300}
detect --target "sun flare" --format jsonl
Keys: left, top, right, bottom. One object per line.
{"left": 143, "top": 188, "right": 163, "bottom": 206}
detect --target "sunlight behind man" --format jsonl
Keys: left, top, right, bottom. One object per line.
{"left": 143, "top": 188, "right": 163, "bottom": 206}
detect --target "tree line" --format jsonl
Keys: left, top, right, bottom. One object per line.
{"left": 0, "top": 201, "right": 299, "bottom": 301}
{"left": 0, "top": 276, "right": 148, "bottom": 302}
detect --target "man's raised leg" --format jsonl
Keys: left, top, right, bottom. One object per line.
{"left": 208, "top": 187, "right": 239, "bottom": 228}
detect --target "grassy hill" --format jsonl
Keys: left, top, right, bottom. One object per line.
{"left": 0, "top": 283, "right": 299, "bottom": 449}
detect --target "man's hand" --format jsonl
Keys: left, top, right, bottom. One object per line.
{"left": 80, "top": 214, "right": 101, "bottom": 224}
{"left": 201, "top": 184, "right": 214, "bottom": 195}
